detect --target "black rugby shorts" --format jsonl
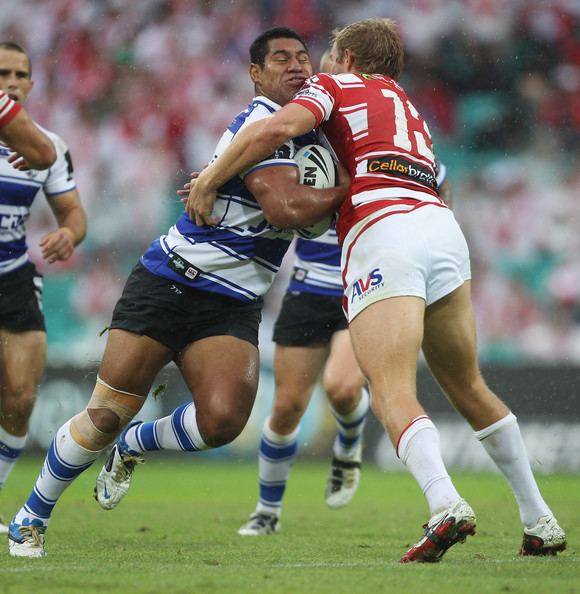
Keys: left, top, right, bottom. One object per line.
{"left": 0, "top": 262, "right": 45, "bottom": 332}
{"left": 110, "top": 262, "right": 262, "bottom": 353}
{"left": 273, "top": 291, "right": 347, "bottom": 347}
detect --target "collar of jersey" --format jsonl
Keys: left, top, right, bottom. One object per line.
{"left": 253, "top": 95, "right": 282, "bottom": 113}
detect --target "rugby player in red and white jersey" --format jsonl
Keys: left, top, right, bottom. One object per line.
{"left": 0, "top": 89, "right": 55, "bottom": 169}
{"left": 188, "top": 18, "right": 566, "bottom": 562}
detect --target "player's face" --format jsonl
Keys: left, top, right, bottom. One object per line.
{"left": 250, "top": 38, "right": 312, "bottom": 106}
{"left": 328, "top": 42, "right": 347, "bottom": 75}
{"left": 0, "top": 49, "right": 33, "bottom": 104}
{"left": 319, "top": 47, "right": 337, "bottom": 74}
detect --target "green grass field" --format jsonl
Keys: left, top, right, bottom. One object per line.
{"left": 0, "top": 456, "right": 578, "bottom": 594}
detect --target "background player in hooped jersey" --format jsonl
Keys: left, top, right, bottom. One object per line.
{"left": 187, "top": 19, "right": 566, "bottom": 562}
{"left": 8, "top": 28, "right": 349, "bottom": 558}
{"left": 237, "top": 47, "right": 370, "bottom": 537}
{"left": 0, "top": 42, "right": 86, "bottom": 534}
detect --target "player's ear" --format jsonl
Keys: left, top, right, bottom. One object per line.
{"left": 343, "top": 49, "right": 355, "bottom": 71}
{"left": 249, "top": 63, "right": 260, "bottom": 85}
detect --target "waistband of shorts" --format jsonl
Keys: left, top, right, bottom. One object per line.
{"left": 0, "top": 260, "right": 38, "bottom": 283}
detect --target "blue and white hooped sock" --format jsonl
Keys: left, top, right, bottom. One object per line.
{"left": 256, "top": 418, "right": 299, "bottom": 516}
{"left": 13, "top": 420, "right": 101, "bottom": 526}
{"left": 331, "top": 385, "right": 370, "bottom": 461}
{"left": 123, "top": 403, "right": 208, "bottom": 453}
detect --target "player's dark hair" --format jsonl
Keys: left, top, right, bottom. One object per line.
{"left": 250, "top": 27, "right": 308, "bottom": 67}
{"left": 0, "top": 41, "right": 32, "bottom": 76}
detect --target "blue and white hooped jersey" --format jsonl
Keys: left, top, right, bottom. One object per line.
{"left": 286, "top": 157, "right": 448, "bottom": 298}
{"left": 141, "top": 96, "right": 316, "bottom": 303}
{"left": 0, "top": 125, "right": 76, "bottom": 276}
{"left": 289, "top": 226, "right": 342, "bottom": 297}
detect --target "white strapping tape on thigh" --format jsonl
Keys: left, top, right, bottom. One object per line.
{"left": 96, "top": 376, "right": 147, "bottom": 399}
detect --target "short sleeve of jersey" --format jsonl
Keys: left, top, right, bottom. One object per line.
{"left": 241, "top": 140, "right": 295, "bottom": 179}
{"left": 42, "top": 130, "right": 76, "bottom": 197}
{"left": 0, "top": 90, "right": 22, "bottom": 128}
{"left": 212, "top": 100, "right": 297, "bottom": 180}
{"left": 239, "top": 107, "right": 296, "bottom": 179}
{"left": 291, "top": 74, "right": 338, "bottom": 127}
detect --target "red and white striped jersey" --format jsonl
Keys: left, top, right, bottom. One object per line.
{"left": 292, "top": 73, "right": 444, "bottom": 242}
{"left": 0, "top": 90, "right": 21, "bottom": 129}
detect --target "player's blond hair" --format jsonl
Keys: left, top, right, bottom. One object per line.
{"left": 334, "top": 18, "right": 404, "bottom": 80}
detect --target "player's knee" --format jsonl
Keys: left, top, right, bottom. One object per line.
{"left": 87, "top": 407, "right": 121, "bottom": 434}
{"left": 198, "top": 403, "right": 250, "bottom": 447}
{"left": 70, "top": 409, "right": 118, "bottom": 451}
{"left": 70, "top": 377, "right": 145, "bottom": 450}
{"left": 200, "top": 420, "right": 243, "bottom": 447}
{"left": 272, "top": 398, "right": 307, "bottom": 426}
{"left": 324, "top": 378, "right": 359, "bottom": 412}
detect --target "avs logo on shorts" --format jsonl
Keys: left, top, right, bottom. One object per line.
{"left": 351, "top": 268, "right": 384, "bottom": 303}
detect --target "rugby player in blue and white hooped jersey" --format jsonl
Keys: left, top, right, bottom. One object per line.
{"left": 0, "top": 43, "right": 86, "bottom": 535}
{"left": 8, "top": 28, "right": 349, "bottom": 558}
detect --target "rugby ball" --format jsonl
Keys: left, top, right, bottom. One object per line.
{"left": 294, "top": 144, "right": 337, "bottom": 240}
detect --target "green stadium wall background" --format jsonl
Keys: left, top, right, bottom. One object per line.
{"left": 27, "top": 364, "right": 580, "bottom": 473}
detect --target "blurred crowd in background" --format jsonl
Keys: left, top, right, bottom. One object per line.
{"left": 1, "top": 0, "right": 579, "bottom": 365}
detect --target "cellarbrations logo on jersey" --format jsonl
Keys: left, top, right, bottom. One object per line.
{"left": 367, "top": 155, "right": 436, "bottom": 190}
{"left": 350, "top": 267, "right": 384, "bottom": 303}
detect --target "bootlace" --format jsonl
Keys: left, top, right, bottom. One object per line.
{"left": 18, "top": 525, "right": 44, "bottom": 547}
{"left": 113, "top": 454, "right": 145, "bottom": 482}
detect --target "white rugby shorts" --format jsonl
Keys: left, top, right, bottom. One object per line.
{"left": 341, "top": 202, "right": 471, "bottom": 322}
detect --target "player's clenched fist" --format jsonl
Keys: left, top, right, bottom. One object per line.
{"left": 39, "top": 227, "right": 75, "bottom": 264}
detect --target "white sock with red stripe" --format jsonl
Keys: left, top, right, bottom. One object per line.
{"left": 475, "top": 412, "right": 551, "bottom": 528}
{"left": 397, "top": 415, "right": 460, "bottom": 515}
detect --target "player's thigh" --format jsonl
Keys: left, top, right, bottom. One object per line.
{"left": 422, "top": 281, "right": 480, "bottom": 392}
{"left": 98, "top": 328, "right": 174, "bottom": 396}
{"left": 0, "top": 329, "right": 46, "bottom": 394}
{"left": 349, "top": 296, "right": 424, "bottom": 390}
{"left": 322, "top": 329, "right": 365, "bottom": 394}
{"left": 274, "top": 343, "right": 328, "bottom": 409}
{"left": 178, "top": 335, "right": 260, "bottom": 419}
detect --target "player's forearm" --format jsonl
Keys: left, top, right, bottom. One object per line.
{"left": 252, "top": 170, "right": 346, "bottom": 229}
{"left": 269, "top": 184, "right": 344, "bottom": 228}
{"left": 57, "top": 206, "right": 87, "bottom": 246}
{"left": 202, "top": 117, "right": 292, "bottom": 191}
{"left": 1, "top": 110, "right": 56, "bottom": 169}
